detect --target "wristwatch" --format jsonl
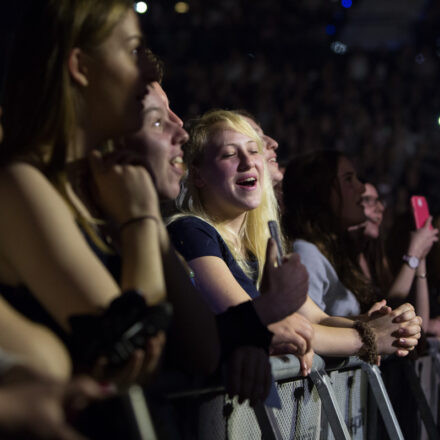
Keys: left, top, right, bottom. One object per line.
{"left": 402, "top": 254, "right": 420, "bottom": 269}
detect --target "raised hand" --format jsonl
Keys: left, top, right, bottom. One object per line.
{"left": 256, "top": 239, "right": 309, "bottom": 325}
{"left": 407, "top": 216, "right": 439, "bottom": 260}
{"left": 88, "top": 149, "right": 160, "bottom": 225}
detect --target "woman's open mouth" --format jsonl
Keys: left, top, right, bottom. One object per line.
{"left": 236, "top": 176, "right": 257, "bottom": 189}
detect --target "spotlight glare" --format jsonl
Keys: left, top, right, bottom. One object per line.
{"left": 437, "top": 115, "right": 440, "bottom": 126}
{"left": 330, "top": 41, "right": 347, "bottom": 54}
{"left": 135, "top": 1, "right": 148, "bottom": 14}
{"left": 341, "top": 0, "right": 352, "bottom": 8}
{"left": 175, "top": 2, "right": 189, "bottom": 13}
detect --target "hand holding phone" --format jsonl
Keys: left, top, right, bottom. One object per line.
{"left": 411, "top": 196, "right": 432, "bottom": 229}
{"left": 268, "top": 220, "right": 283, "bottom": 266}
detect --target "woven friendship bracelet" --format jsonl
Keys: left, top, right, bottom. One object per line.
{"left": 354, "top": 320, "right": 378, "bottom": 364}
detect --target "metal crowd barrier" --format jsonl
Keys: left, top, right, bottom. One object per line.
{"left": 164, "top": 339, "right": 440, "bottom": 440}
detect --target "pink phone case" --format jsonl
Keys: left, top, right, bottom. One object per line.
{"left": 411, "top": 196, "right": 431, "bottom": 229}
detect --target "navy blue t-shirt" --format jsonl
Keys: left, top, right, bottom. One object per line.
{"left": 167, "top": 216, "right": 260, "bottom": 299}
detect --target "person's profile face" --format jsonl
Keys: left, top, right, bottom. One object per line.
{"left": 329, "top": 157, "right": 366, "bottom": 228}
{"left": 361, "top": 183, "right": 385, "bottom": 239}
{"left": 81, "top": 9, "right": 151, "bottom": 139}
{"left": 125, "top": 82, "right": 188, "bottom": 200}
{"left": 243, "top": 116, "right": 283, "bottom": 186}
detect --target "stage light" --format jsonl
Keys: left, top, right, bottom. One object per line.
{"left": 330, "top": 41, "right": 347, "bottom": 54}
{"left": 341, "top": 0, "right": 352, "bottom": 8}
{"left": 437, "top": 115, "right": 440, "bottom": 126}
{"left": 175, "top": 2, "right": 189, "bottom": 13}
{"left": 135, "top": 2, "right": 148, "bottom": 14}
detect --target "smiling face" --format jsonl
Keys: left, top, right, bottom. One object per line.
{"left": 196, "top": 127, "right": 264, "bottom": 220}
{"left": 243, "top": 116, "right": 283, "bottom": 185}
{"left": 361, "top": 183, "right": 385, "bottom": 239}
{"left": 81, "top": 9, "right": 151, "bottom": 140}
{"left": 124, "top": 81, "right": 189, "bottom": 200}
{"left": 330, "top": 156, "right": 366, "bottom": 228}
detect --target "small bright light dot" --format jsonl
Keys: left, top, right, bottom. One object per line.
{"left": 331, "top": 41, "right": 347, "bottom": 54}
{"left": 437, "top": 116, "right": 440, "bottom": 126}
{"left": 135, "top": 2, "right": 148, "bottom": 14}
{"left": 341, "top": 0, "right": 352, "bottom": 8}
{"left": 175, "top": 2, "right": 189, "bottom": 13}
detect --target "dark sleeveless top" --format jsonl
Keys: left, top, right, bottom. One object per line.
{"left": 0, "top": 230, "right": 121, "bottom": 347}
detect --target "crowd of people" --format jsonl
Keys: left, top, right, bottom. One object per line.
{"left": 0, "top": 0, "right": 438, "bottom": 438}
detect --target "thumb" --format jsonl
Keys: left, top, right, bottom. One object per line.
{"left": 265, "top": 238, "right": 278, "bottom": 268}
{"left": 423, "top": 216, "right": 433, "bottom": 229}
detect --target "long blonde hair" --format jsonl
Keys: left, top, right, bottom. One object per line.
{"left": 1, "top": 0, "right": 134, "bottom": 253}
{"left": 171, "top": 110, "right": 282, "bottom": 286}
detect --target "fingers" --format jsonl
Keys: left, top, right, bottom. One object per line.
{"left": 225, "top": 347, "right": 271, "bottom": 407}
{"left": 391, "top": 303, "right": 415, "bottom": 322}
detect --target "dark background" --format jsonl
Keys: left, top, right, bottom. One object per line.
{"left": 1, "top": 0, "right": 440, "bottom": 223}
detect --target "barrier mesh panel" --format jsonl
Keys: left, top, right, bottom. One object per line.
{"left": 416, "top": 356, "right": 439, "bottom": 440}
{"left": 270, "top": 378, "right": 321, "bottom": 440}
{"left": 327, "top": 368, "right": 367, "bottom": 440}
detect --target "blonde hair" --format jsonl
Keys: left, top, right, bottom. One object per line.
{"left": 1, "top": 0, "right": 134, "bottom": 253}
{"left": 171, "top": 109, "right": 282, "bottom": 286}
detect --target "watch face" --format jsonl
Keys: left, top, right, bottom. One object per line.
{"left": 405, "top": 256, "right": 420, "bottom": 269}
{"left": 408, "top": 256, "right": 419, "bottom": 269}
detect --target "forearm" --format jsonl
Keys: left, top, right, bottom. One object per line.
{"left": 0, "top": 298, "right": 71, "bottom": 381}
{"left": 319, "top": 315, "right": 357, "bottom": 328}
{"left": 414, "top": 260, "right": 429, "bottom": 332}
{"left": 387, "top": 264, "right": 415, "bottom": 300}
{"left": 161, "top": 238, "right": 220, "bottom": 375}
{"left": 312, "top": 323, "right": 362, "bottom": 357}
{"left": 120, "top": 218, "right": 166, "bottom": 305}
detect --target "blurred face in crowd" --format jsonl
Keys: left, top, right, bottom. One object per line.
{"left": 330, "top": 156, "right": 366, "bottom": 228}
{"left": 361, "top": 183, "right": 385, "bottom": 239}
{"left": 79, "top": 9, "right": 151, "bottom": 141}
{"left": 124, "top": 81, "right": 189, "bottom": 200}
{"left": 242, "top": 116, "right": 283, "bottom": 186}
{"left": 196, "top": 127, "right": 264, "bottom": 219}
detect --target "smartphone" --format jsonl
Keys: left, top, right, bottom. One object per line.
{"left": 268, "top": 220, "right": 283, "bottom": 266}
{"left": 411, "top": 195, "right": 431, "bottom": 229}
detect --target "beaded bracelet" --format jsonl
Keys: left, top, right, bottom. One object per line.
{"left": 119, "top": 215, "right": 159, "bottom": 233}
{"left": 354, "top": 320, "right": 378, "bottom": 364}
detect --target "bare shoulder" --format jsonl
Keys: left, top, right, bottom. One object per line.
{"left": 0, "top": 162, "right": 72, "bottom": 219}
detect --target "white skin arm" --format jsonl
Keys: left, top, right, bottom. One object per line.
{"left": 89, "top": 150, "right": 166, "bottom": 305}
{"left": 188, "top": 255, "right": 313, "bottom": 356}
{"left": 0, "top": 163, "right": 121, "bottom": 329}
{"left": 387, "top": 218, "right": 438, "bottom": 302}
{"left": 0, "top": 297, "right": 71, "bottom": 381}
{"left": 298, "top": 296, "right": 421, "bottom": 356}
{"left": 413, "top": 259, "right": 429, "bottom": 333}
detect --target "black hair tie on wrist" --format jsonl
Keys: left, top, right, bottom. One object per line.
{"left": 216, "top": 301, "right": 273, "bottom": 360}
{"left": 69, "top": 290, "right": 172, "bottom": 368}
